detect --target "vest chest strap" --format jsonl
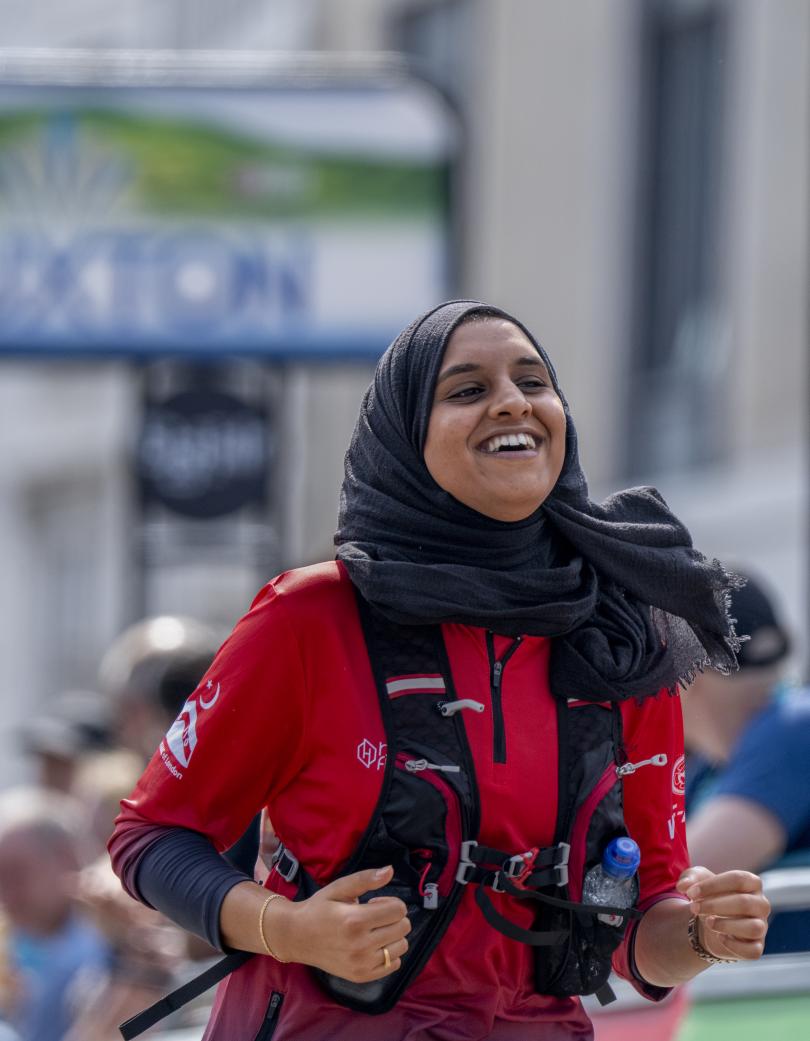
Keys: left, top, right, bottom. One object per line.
{"left": 456, "top": 840, "right": 571, "bottom": 889}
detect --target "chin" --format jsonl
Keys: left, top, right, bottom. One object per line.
{"left": 479, "top": 500, "right": 543, "bottom": 523}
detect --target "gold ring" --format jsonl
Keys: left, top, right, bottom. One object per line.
{"left": 382, "top": 946, "right": 391, "bottom": 969}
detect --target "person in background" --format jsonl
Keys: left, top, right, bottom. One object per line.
{"left": 0, "top": 788, "right": 110, "bottom": 1041}
{"left": 64, "top": 749, "right": 188, "bottom": 1041}
{"left": 683, "top": 569, "right": 810, "bottom": 951}
{"left": 20, "top": 689, "right": 112, "bottom": 795}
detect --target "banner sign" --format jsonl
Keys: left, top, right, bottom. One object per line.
{"left": 137, "top": 389, "right": 270, "bottom": 519}
{"left": 0, "top": 67, "right": 455, "bottom": 357}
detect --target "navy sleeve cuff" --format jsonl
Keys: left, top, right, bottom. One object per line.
{"left": 134, "top": 828, "right": 253, "bottom": 950}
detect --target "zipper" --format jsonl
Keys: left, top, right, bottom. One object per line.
{"left": 485, "top": 632, "right": 522, "bottom": 764}
{"left": 616, "top": 753, "right": 668, "bottom": 777}
{"left": 404, "top": 758, "right": 461, "bottom": 773}
{"left": 253, "top": 991, "right": 284, "bottom": 1041}
{"left": 437, "top": 699, "right": 486, "bottom": 717}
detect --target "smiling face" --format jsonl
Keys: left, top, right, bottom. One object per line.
{"left": 423, "top": 318, "right": 567, "bottom": 521}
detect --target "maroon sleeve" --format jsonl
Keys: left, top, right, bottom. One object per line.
{"left": 611, "top": 690, "right": 690, "bottom": 1000}
{"left": 109, "top": 581, "right": 311, "bottom": 892}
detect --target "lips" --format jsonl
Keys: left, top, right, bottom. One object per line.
{"left": 478, "top": 432, "right": 538, "bottom": 454}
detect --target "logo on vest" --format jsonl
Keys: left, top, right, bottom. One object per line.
{"left": 672, "top": 754, "right": 686, "bottom": 795}
{"left": 357, "top": 738, "right": 387, "bottom": 771}
{"left": 160, "top": 679, "right": 221, "bottom": 775}
{"left": 667, "top": 801, "right": 686, "bottom": 840}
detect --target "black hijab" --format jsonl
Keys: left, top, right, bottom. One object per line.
{"left": 335, "top": 300, "right": 740, "bottom": 702}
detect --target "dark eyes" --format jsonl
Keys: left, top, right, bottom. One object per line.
{"left": 447, "top": 378, "right": 548, "bottom": 400}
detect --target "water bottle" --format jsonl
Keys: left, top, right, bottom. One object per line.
{"left": 581, "top": 837, "right": 640, "bottom": 926}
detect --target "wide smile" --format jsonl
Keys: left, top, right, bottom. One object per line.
{"left": 476, "top": 431, "right": 542, "bottom": 457}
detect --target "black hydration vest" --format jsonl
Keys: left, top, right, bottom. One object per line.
{"left": 120, "top": 595, "right": 642, "bottom": 1039}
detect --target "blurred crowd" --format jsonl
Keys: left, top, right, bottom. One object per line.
{"left": 0, "top": 615, "right": 252, "bottom": 1041}
{"left": 0, "top": 566, "right": 807, "bottom": 1041}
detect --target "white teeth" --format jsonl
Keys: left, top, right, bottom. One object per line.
{"left": 481, "top": 433, "right": 537, "bottom": 453}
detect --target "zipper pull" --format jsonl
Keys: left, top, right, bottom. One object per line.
{"left": 492, "top": 660, "right": 503, "bottom": 689}
{"left": 437, "top": 699, "right": 486, "bottom": 717}
{"left": 404, "top": 758, "right": 461, "bottom": 773}
{"left": 616, "top": 753, "right": 668, "bottom": 777}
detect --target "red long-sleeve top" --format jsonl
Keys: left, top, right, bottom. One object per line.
{"left": 110, "top": 561, "right": 688, "bottom": 1041}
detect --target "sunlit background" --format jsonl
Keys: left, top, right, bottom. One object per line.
{"left": 0, "top": 2, "right": 806, "bottom": 1035}
{"left": 1, "top": 0, "right": 806, "bottom": 775}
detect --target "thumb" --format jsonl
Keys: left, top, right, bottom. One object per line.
{"left": 321, "top": 865, "right": 393, "bottom": 903}
{"left": 676, "top": 865, "right": 714, "bottom": 893}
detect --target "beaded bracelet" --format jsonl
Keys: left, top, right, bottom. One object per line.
{"left": 687, "top": 915, "right": 737, "bottom": 965}
{"left": 259, "top": 892, "right": 290, "bottom": 962}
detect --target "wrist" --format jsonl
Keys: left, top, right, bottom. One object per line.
{"left": 261, "top": 892, "right": 297, "bottom": 963}
{"left": 688, "top": 915, "right": 737, "bottom": 966}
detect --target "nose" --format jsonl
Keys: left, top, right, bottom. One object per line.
{"left": 488, "top": 379, "right": 531, "bottom": 418}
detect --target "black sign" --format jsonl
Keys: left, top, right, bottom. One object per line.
{"left": 137, "top": 390, "right": 269, "bottom": 519}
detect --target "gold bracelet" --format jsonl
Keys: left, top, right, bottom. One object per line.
{"left": 259, "top": 892, "right": 290, "bottom": 962}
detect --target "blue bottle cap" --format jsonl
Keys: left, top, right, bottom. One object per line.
{"left": 602, "top": 837, "right": 641, "bottom": 879}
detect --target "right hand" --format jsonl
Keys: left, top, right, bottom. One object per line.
{"left": 270, "top": 865, "right": 411, "bottom": 983}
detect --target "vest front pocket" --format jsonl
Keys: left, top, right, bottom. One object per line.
{"left": 536, "top": 762, "right": 633, "bottom": 998}
{"left": 252, "top": 991, "right": 284, "bottom": 1041}
{"left": 389, "top": 750, "right": 464, "bottom": 902}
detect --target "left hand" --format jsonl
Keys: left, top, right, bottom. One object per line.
{"left": 676, "top": 866, "right": 770, "bottom": 962}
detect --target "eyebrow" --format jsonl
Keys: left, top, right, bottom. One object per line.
{"left": 435, "top": 355, "right": 549, "bottom": 385}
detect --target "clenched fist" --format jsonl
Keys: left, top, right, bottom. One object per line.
{"left": 676, "top": 866, "right": 770, "bottom": 962}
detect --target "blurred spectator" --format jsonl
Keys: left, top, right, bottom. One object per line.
{"left": 74, "top": 749, "right": 146, "bottom": 860}
{"left": 64, "top": 856, "right": 184, "bottom": 1041}
{"left": 98, "top": 615, "right": 222, "bottom": 763}
{"left": 19, "top": 689, "right": 112, "bottom": 794}
{"left": 63, "top": 750, "right": 186, "bottom": 1041}
{"left": 682, "top": 569, "right": 810, "bottom": 951}
{"left": 0, "top": 788, "right": 110, "bottom": 1041}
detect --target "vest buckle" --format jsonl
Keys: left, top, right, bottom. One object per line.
{"left": 455, "top": 840, "right": 478, "bottom": 885}
{"left": 554, "top": 842, "right": 570, "bottom": 887}
{"left": 271, "top": 844, "right": 300, "bottom": 883}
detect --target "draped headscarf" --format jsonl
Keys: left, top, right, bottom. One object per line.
{"left": 335, "top": 300, "right": 740, "bottom": 702}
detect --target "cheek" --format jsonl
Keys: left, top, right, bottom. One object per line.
{"left": 542, "top": 401, "right": 568, "bottom": 472}
{"left": 423, "top": 416, "right": 465, "bottom": 486}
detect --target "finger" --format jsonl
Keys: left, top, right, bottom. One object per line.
{"left": 705, "top": 915, "right": 768, "bottom": 942}
{"left": 359, "top": 953, "right": 403, "bottom": 982}
{"left": 321, "top": 866, "right": 393, "bottom": 904}
{"left": 354, "top": 896, "right": 409, "bottom": 929}
{"left": 363, "top": 938, "right": 410, "bottom": 980}
{"left": 676, "top": 866, "right": 715, "bottom": 893}
{"left": 683, "top": 869, "right": 763, "bottom": 900}
{"left": 368, "top": 917, "right": 412, "bottom": 949}
{"left": 704, "top": 933, "right": 765, "bottom": 961}
{"left": 690, "top": 893, "right": 770, "bottom": 918}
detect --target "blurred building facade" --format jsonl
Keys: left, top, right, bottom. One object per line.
{"left": 0, "top": 0, "right": 806, "bottom": 785}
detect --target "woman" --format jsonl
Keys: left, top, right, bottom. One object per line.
{"left": 110, "top": 301, "right": 770, "bottom": 1041}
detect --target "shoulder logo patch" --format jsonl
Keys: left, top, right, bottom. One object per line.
{"left": 160, "top": 679, "right": 222, "bottom": 775}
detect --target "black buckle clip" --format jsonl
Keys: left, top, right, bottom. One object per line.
{"left": 271, "top": 845, "right": 300, "bottom": 883}
{"left": 555, "top": 842, "right": 570, "bottom": 887}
